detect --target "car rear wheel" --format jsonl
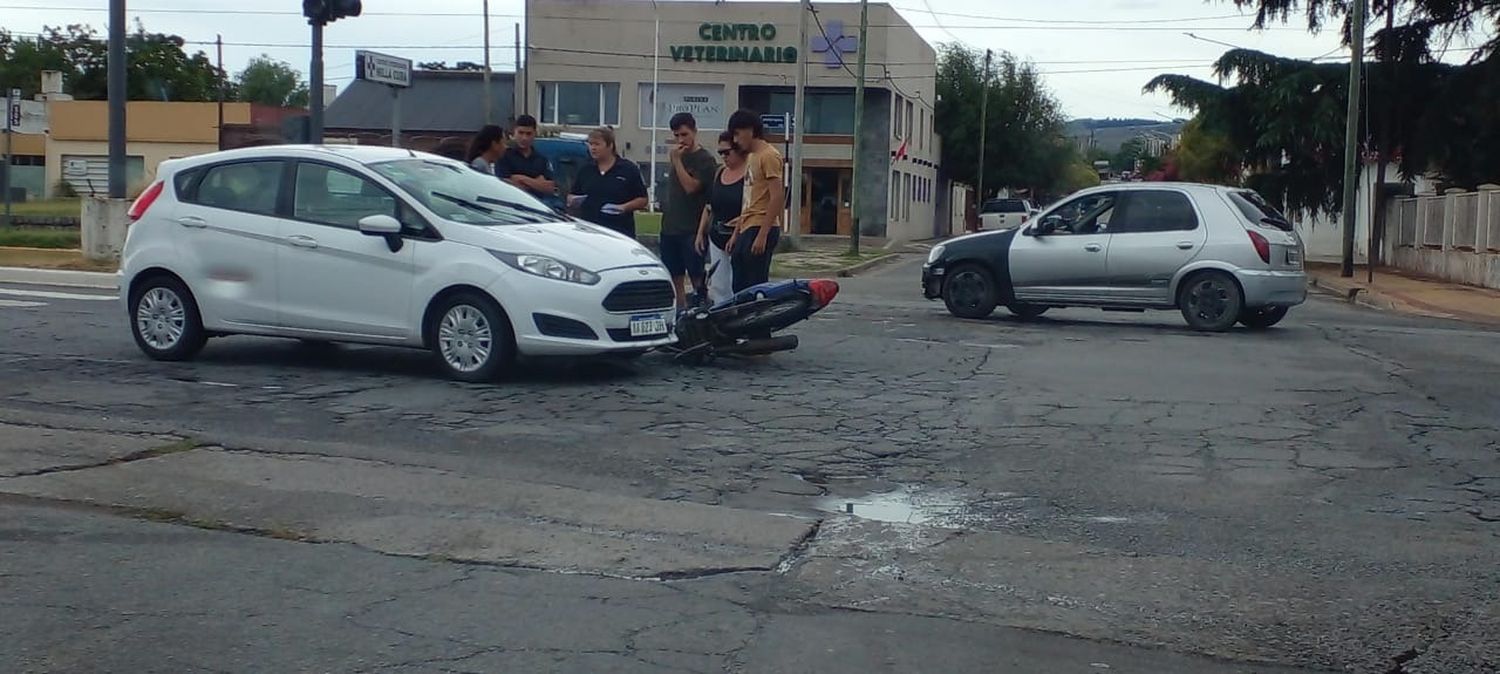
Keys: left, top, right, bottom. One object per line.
{"left": 1238, "top": 305, "right": 1289, "bottom": 329}
{"left": 942, "top": 263, "right": 999, "bottom": 319}
{"left": 1007, "top": 303, "right": 1049, "bottom": 320}
{"left": 1178, "top": 271, "right": 1244, "bottom": 332}
{"left": 130, "top": 275, "right": 207, "bottom": 361}
{"left": 428, "top": 292, "right": 514, "bottom": 382}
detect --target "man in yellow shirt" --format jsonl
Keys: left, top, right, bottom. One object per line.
{"left": 725, "top": 109, "right": 784, "bottom": 292}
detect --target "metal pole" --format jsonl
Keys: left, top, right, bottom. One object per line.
{"left": 310, "top": 21, "right": 325, "bottom": 144}
{"left": 391, "top": 87, "right": 401, "bottom": 147}
{"left": 216, "top": 34, "right": 225, "bottom": 151}
{"left": 522, "top": 0, "right": 530, "bottom": 116}
{"left": 1339, "top": 0, "right": 1366, "bottom": 278}
{"left": 1368, "top": 1, "right": 1396, "bottom": 284}
{"left": 649, "top": 4, "right": 660, "bottom": 213}
{"left": 514, "top": 23, "right": 522, "bottom": 120}
{"left": 3, "top": 97, "right": 12, "bottom": 228}
{"left": 788, "top": 0, "right": 808, "bottom": 245}
{"left": 976, "top": 49, "right": 991, "bottom": 215}
{"left": 849, "top": 0, "right": 868, "bottom": 255}
{"left": 483, "top": 0, "right": 492, "bottom": 125}
{"left": 107, "top": 0, "right": 126, "bottom": 198}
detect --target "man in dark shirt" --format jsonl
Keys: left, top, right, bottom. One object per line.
{"left": 659, "top": 112, "right": 720, "bottom": 308}
{"left": 496, "top": 114, "right": 557, "bottom": 206}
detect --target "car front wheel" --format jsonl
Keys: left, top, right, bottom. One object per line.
{"left": 1007, "top": 303, "right": 1049, "bottom": 320}
{"left": 1238, "top": 305, "right": 1289, "bottom": 329}
{"left": 129, "top": 275, "right": 207, "bottom": 361}
{"left": 942, "top": 263, "right": 999, "bottom": 319}
{"left": 428, "top": 292, "right": 514, "bottom": 382}
{"left": 1178, "top": 271, "right": 1244, "bottom": 332}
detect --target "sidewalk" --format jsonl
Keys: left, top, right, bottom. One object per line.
{"left": 0, "top": 265, "right": 118, "bottom": 289}
{"left": 1305, "top": 262, "right": 1500, "bottom": 326}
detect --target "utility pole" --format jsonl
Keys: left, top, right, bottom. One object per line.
{"left": 1339, "top": 0, "right": 1366, "bottom": 278}
{"left": 514, "top": 23, "right": 522, "bottom": 121}
{"left": 1368, "top": 1, "right": 1396, "bottom": 283}
{"left": 107, "top": 0, "right": 126, "bottom": 199}
{"left": 649, "top": 0, "right": 661, "bottom": 213}
{"left": 976, "top": 48, "right": 991, "bottom": 213}
{"left": 788, "top": 0, "right": 809, "bottom": 246}
{"left": 216, "top": 35, "right": 225, "bottom": 151}
{"left": 482, "top": 0, "right": 492, "bottom": 125}
{"left": 4, "top": 89, "right": 15, "bottom": 228}
{"left": 848, "top": 0, "right": 869, "bottom": 255}
{"left": 309, "top": 20, "right": 325, "bottom": 143}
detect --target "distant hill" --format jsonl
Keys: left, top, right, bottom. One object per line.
{"left": 1065, "top": 117, "right": 1187, "bottom": 154}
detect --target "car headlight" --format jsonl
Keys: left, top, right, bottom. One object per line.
{"left": 489, "top": 251, "right": 601, "bottom": 285}
{"left": 926, "top": 244, "right": 946, "bottom": 264}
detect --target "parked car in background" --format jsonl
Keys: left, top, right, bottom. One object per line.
{"left": 924, "top": 183, "right": 1306, "bottom": 331}
{"left": 120, "top": 145, "right": 675, "bottom": 382}
{"left": 979, "top": 198, "right": 1035, "bottom": 231}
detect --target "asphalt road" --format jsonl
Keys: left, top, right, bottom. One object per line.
{"left": 1, "top": 257, "right": 1497, "bottom": 673}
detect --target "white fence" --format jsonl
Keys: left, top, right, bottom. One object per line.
{"left": 1385, "top": 185, "right": 1500, "bottom": 289}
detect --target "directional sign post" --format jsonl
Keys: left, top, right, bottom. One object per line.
{"left": 3, "top": 89, "right": 18, "bottom": 228}
{"left": 355, "top": 50, "right": 412, "bottom": 147}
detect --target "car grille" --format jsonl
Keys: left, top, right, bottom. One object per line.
{"left": 533, "top": 313, "right": 598, "bottom": 340}
{"left": 602, "top": 280, "right": 674, "bottom": 313}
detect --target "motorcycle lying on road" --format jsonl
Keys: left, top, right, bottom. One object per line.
{"left": 663, "top": 278, "right": 840, "bottom": 364}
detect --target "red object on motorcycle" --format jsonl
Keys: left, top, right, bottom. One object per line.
{"left": 808, "top": 279, "right": 840, "bottom": 309}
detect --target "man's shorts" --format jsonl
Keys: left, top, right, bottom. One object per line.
{"left": 658, "top": 233, "right": 706, "bottom": 279}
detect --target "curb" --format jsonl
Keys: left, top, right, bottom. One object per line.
{"left": 0, "top": 266, "right": 119, "bottom": 290}
{"left": 835, "top": 253, "right": 900, "bottom": 278}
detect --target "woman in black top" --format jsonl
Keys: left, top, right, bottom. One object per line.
{"left": 568, "top": 127, "right": 648, "bottom": 238}
{"left": 695, "top": 131, "right": 746, "bottom": 305}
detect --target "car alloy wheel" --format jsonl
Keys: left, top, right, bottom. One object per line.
{"left": 438, "top": 304, "right": 494, "bottom": 373}
{"left": 1179, "top": 271, "right": 1243, "bottom": 332}
{"left": 137, "top": 287, "right": 187, "bottom": 351}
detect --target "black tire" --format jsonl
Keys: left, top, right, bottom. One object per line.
{"left": 129, "top": 275, "right": 207, "bottom": 361}
{"left": 718, "top": 295, "right": 812, "bottom": 335}
{"left": 1178, "top": 271, "right": 1244, "bottom": 332}
{"left": 426, "top": 292, "right": 514, "bottom": 382}
{"left": 1007, "top": 303, "right": 1049, "bottom": 320}
{"left": 942, "top": 263, "right": 1000, "bottom": 319}
{"left": 1238, "top": 305, "right": 1289, "bottom": 330}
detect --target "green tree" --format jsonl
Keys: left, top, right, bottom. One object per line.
{"left": 0, "top": 22, "right": 223, "bottom": 101}
{"left": 237, "top": 55, "right": 308, "bottom": 107}
{"left": 1171, "top": 116, "right": 1240, "bottom": 184}
{"left": 934, "top": 45, "right": 1076, "bottom": 199}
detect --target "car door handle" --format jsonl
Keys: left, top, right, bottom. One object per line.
{"left": 1176, "top": 241, "right": 1195, "bottom": 250}
{"left": 1084, "top": 243, "right": 1103, "bottom": 252}
{"left": 176, "top": 216, "right": 206, "bottom": 229}
{"left": 286, "top": 235, "right": 319, "bottom": 249}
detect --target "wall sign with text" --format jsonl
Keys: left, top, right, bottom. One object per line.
{"left": 638, "top": 83, "right": 727, "bottom": 130}
{"left": 669, "top": 22, "right": 798, "bottom": 64}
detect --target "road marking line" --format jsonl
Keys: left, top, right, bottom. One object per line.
{"left": 0, "top": 299, "right": 46, "bottom": 308}
{"left": 0, "top": 288, "right": 118, "bottom": 302}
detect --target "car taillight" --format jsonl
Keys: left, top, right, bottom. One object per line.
{"left": 808, "top": 279, "right": 840, "bottom": 309}
{"left": 1247, "top": 229, "right": 1271, "bottom": 264}
{"left": 128, "top": 181, "right": 165, "bottom": 221}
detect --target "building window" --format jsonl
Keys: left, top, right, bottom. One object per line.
{"left": 766, "top": 91, "right": 855, "bottom": 135}
{"left": 903, "top": 173, "right": 912, "bottom": 222}
{"left": 893, "top": 95, "right": 904, "bottom": 139}
{"left": 540, "top": 82, "right": 620, "bottom": 127}
{"left": 890, "top": 170, "right": 901, "bottom": 221}
{"left": 917, "top": 109, "right": 924, "bottom": 151}
{"left": 905, "top": 100, "right": 914, "bottom": 142}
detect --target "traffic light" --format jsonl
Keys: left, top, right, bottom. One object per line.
{"left": 303, "top": 0, "right": 361, "bottom": 25}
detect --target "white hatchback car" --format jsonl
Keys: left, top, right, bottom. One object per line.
{"left": 120, "top": 145, "right": 676, "bottom": 381}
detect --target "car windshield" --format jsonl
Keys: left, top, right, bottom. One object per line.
{"left": 982, "top": 199, "right": 1027, "bottom": 214}
{"left": 1228, "top": 190, "right": 1293, "bottom": 232}
{"left": 369, "top": 158, "right": 559, "bottom": 226}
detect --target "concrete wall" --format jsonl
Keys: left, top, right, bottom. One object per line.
{"left": 46, "top": 140, "right": 213, "bottom": 197}
{"left": 1293, "top": 162, "right": 1438, "bottom": 263}
{"left": 1384, "top": 185, "right": 1500, "bottom": 289}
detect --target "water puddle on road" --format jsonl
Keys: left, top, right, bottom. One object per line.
{"left": 815, "top": 485, "right": 973, "bottom": 525}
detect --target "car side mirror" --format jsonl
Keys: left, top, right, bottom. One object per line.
{"left": 1035, "top": 216, "right": 1061, "bottom": 235}
{"left": 357, "top": 214, "right": 402, "bottom": 236}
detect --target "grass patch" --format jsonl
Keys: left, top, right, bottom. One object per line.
{"left": 0, "top": 247, "right": 117, "bottom": 272}
{"left": 0, "top": 228, "right": 81, "bottom": 249}
{"left": 7, "top": 199, "right": 80, "bottom": 219}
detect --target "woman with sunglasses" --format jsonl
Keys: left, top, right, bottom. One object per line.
{"left": 695, "top": 131, "right": 746, "bottom": 306}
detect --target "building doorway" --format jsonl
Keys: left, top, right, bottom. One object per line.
{"left": 801, "top": 168, "right": 851, "bottom": 235}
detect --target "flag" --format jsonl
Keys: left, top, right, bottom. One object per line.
{"left": 894, "top": 139, "right": 908, "bottom": 161}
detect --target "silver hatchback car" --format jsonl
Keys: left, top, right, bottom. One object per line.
{"left": 922, "top": 183, "right": 1306, "bottom": 331}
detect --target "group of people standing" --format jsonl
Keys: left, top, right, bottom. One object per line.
{"left": 464, "top": 109, "right": 784, "bottom": 310}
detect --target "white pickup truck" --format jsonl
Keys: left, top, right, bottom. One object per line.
{"left": 978, "top": 198, "right": 1036, "bottom": 231}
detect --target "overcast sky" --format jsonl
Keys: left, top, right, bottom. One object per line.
{"left": 0, "top": 1, "right": 1491, "bottom": 120}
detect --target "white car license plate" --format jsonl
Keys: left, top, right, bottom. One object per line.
{"left": 629, "top": 314, "right": 668, "bottom": 337}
